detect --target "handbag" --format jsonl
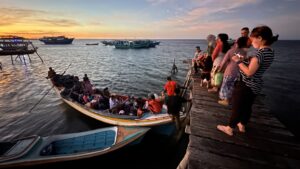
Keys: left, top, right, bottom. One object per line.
{"left": 214, "top": 72, "right": 223, "bottom": 87}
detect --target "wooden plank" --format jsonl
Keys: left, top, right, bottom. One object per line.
{"left": 190, "top": 115, "right": 298, "bottom": 147}
{"left": 190, "top": 105, "right": 286, "bottom": 129}
{"left": 190, "top": 111, "right": 298, "bottom": 145}
{"left": 189, "top": 135, "right": 300, "bottom": 169}
{"left": 188, "top": 146, "right": 276, "bottom": 169}
{"left": 189, "top": 121, "right": 300, "bottom": 159}
{"left": 190, "top": 109, "right": 293, "bottom": 137}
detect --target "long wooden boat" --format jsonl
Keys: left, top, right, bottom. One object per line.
{"left": 0, "top": 126, "right": 149, "bottom": 168}
{"left": 51, "top": 83, "right": 187, "bottom": 127}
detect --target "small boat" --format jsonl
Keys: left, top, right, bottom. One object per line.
{"left": 0, "top": 126, "right": 149, "bottom": 168}
{"left": 39, "top": 36, "right": 74, "bottom": 45}
{"left": 101, "top": 40, "right": 115, "bottom": 46}
{"left": 86, "top": 43, "right": 99, "bottom": 46}
{"left": 49, "top": 77, "right": 188, "bottom": 127}
{"left": 114, "top": 40, "right": 131, "bottom": 49}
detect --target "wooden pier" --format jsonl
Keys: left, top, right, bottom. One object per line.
{"left": 178, "top": 74, "right": 300, "bottom": 169}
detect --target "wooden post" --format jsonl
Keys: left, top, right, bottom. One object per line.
{"left": 30, "top": 42, "right": 44, "bottom": 63}
{"left": 22, "top": 55, "right": 26, "bottom": 65}
{"left": 35, "top": 51, "right": 44, "bottom": 63}
{"left": 11, "top": 55, "right": 14, "bottom": 64}
{"left": 27, "top": 54, "right": 32, "bottom": 62}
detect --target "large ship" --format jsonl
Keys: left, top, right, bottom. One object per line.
{"left": 39, "top": 36, "right": 74, "bottom": 45}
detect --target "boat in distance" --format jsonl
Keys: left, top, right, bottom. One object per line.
{"left": 0, "top": 126, "right": 149, "bottom": 168}
{"left": 85, "top": 43, "right": 99, "bottom": 46}
{"left": 39, "top": 36, "right": 74, "bottom": 45}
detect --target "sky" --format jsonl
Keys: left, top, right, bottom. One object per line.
{"left": 0, "top": 0, "right": 299, "bottom": 39}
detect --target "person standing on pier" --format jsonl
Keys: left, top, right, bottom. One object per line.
{"left": 192, "top": 46, "right": 202, "bottom": 74}
{"left": 164, "top": 76, "right": 177, "bottom": 98}
{"left": 240, "top": 27, "right": 252, "bottom": 47}
{"left": 217, "top": 36, "right": 249, "bottom": 106}
{"left": 217, "top": 25, "right": 278, "bottom": 136}
{"left": 208, "top": 33, "right": 230, "bottom": 93}
{"left": 167, "top": 87, "right": 188, "bottom": 130}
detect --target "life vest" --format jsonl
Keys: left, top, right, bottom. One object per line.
{"left": 164, "top": 81, "right": 177, "bottom": 96}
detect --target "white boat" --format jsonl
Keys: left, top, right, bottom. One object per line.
{"left": 0, "top": 126, "right": 149, "bottom": 168}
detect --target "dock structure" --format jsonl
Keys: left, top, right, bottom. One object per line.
{"left": 178, "top": 72, "right": 300, "bottom": 169}
{"left": 0, "top": 36, "right": 43, "bottom": 65}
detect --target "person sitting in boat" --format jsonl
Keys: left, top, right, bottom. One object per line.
{"left": 83, "top": 73, "right": 90, "bottom": 82}
{"left": 98, "top": 87, "right": 110, "bottom": 110}
{"left": 135, "top": 97, "right": 147, "bottom": 117}
{"left": 83, "top": 93, "right": 93, "bottom": 104}
{"left": 147, "top": 93, "right": 164, "bottom": 114}
{"left": 46, "top": 67, "right": 56, "bottom": 79}
{"left": 109, "top": 94, "right": 120, "bottom": 109}
{"left": 82, "top": 74, "right": 93, "bottom": 95}
{"left": 89, "top": 95, "right": 100, "bottom": 109}
{"left": 122, "top": 95, "right": 135, "bottom": 115}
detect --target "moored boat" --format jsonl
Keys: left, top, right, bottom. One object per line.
{"left": 0, "top": 126, "right": 149, "bottom": 168}
{"left": 86, "top": 43, "right": 99, "bottom": 46}
{"left": 49, "top": 75, "right": 188, "bottom": 127}
{"left": 39, "top": 36, "right": 74, "bottom": 45}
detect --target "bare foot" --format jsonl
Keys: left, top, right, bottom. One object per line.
{"left": 217, "top": 125, "right": 233, "bottom": 136}
{"left": 237, "top": 122, "right": 245, "bottom": 133}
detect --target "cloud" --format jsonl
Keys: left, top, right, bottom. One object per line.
{"left": 0, "top": 7, "right": 45, "bottom": 26}
{"left": 150, "top": 0, "right": 259, "bottom": 30}
{"left": 88, "top": 21, "right": 104, "bottom": 26}
{"left": 0, "top": 7, "right": 79, "bottom": 27}
{"left": 146, "top": 0, "right": 174, "bottom": 5}
{"left": 35, "top": 19, "right": 80, "bottom": 27}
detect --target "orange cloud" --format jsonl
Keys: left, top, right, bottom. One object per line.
{"left": 35, "top": 19, "right": 80, "bottom": 27}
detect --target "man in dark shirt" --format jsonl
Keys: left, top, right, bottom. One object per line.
{"left": 47, "top": 67, "right": 56, "bottom": 79}
{"left": 167, "top": 87, "right": 189, "bottom": 130}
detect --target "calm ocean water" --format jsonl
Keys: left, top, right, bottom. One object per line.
{"left": 0, "top": 39, "right": 299, "bottom": 168}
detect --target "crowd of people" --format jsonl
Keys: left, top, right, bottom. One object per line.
{"left": 46, "top": 25, "right": 278, "bottom": 134}
{"left": 192, "top": 25, "right": 278, "bottom": 136}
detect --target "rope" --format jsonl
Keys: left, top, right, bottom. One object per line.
{"left": 28, "top": 63, "right": 72, "bottom": 113}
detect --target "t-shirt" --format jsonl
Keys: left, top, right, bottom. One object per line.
{"left": 164, "top": 81, "right": 177, "bottom": 96}
{"left": 241, "top": 48, "right": 274, "bottom": 94}
{"left": 148, "top": 99, "right": 163, "bottom": 113}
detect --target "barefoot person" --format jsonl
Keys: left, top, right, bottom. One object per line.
{"left": 167, "top": 88, "right": 189, "bottom": 130}
{"left": 217, "top": 25, "right": 278, "bottom": 136}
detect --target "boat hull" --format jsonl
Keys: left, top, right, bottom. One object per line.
{"left": 39, "top": 38, "right": 74, "bottom": 45}
{"left": 0, "top": 126, "right": 149, "bottom": 168}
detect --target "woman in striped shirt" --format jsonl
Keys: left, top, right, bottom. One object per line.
{"left": 217, "top": 25, "right": 279, "bottom": 136}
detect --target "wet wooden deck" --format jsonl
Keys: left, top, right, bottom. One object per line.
{"left": 181, "top": 74, "right": 300, "bottom": 169}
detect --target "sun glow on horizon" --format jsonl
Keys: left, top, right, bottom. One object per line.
{"left": 1, "top": 0, "right": 300, "bottom": 40}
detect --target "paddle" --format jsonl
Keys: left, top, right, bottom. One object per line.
{"left": 28, "top": 63, "right": 72, "bottom": 113}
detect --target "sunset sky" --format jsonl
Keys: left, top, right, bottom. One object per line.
{"left": 0, "top": 0, "right": 299, "bottom": 39}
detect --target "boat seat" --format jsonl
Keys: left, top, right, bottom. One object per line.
{"left": 40, "top": 130, "right": 116, "bottom": 156}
